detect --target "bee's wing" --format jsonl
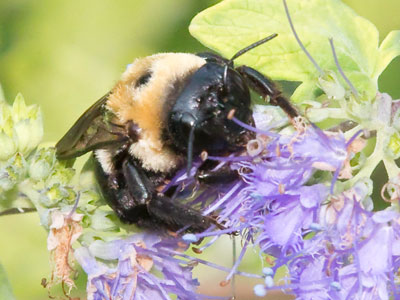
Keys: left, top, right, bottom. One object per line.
{"left": 56, "top": 93, "right": 126, "bottom": 159}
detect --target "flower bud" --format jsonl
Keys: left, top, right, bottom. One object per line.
{"left": 46, "top": 163, "right": 75, "bottom": 186}
{"left": 0, "top": 131, "right": 16, "bottom": 161}
{"left": 0, "top": 153, "right": 27, "bottom": 192}
{"left": 0, "top": 94, "right": 43, "bottom": 160}
{"left": 11, "top": 94, "right": 43, "bottom": 155}
{"left": 387, "top": 131, "right": 400, "bottom": 159}
{"left": 90, "top": 209, "right": 118, "bottom": 231}
{"left": 0, "top": 173, "right": 14, "bottom": 192}
{"left": 317, "top": 71, "right": 345, "bottom": 100}
{"left": 29, "top": 148, "right": 56, "bottom": 181}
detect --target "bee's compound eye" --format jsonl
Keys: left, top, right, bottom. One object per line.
{"left": 135, "top": 72, "right": 152, "bottom": 88}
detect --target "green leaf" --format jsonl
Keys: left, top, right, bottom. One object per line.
{"left": 0, "top": 263, "right": 16, "bottom": 300}
{"left": 190, "top": 0, "right": 381, "bottom": 102}
{"left": 374, "top": 30, "right": 400, "bottom": 80}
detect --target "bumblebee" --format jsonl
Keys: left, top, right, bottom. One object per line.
{"left": 56, "top": 33, "right": 298, "bottom": 233}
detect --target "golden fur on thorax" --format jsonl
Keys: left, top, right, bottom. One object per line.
{"left": 106, "top": 53, "right": 206, "bottom": 172}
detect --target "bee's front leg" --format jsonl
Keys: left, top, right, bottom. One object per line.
{"left": 236, "top": 65, "right": 299, "bottom": 119}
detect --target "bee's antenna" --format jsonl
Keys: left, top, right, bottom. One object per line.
{"left": 229, "top": 33, "right": 278, "bottom": 64}
{"left": 224, "top": 33, "right": 278, "bottom": 89}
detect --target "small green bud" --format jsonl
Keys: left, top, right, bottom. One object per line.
{"left": 387, "top": 131, "right": 400, "bottom": 159}
{"left": 0, "top": 131, "right": 16, "bottom": 161}
{"left": 11, "top": 94, "right": 29, "bottom": 121}
{"left": 29, "top": 159, "right": 52, "bottom": 181}
{"left": 42, "top": 184, "right": 76, "bottom": 207}
{"left": 0, "top": 153, "right": 27, "bottom": 192}
{"left": 317, "top": 71, "right": 345, "bottom": 100}
{"left": 12, "top": 98, "right": 43, "bottom": 155}
{"left": 78, "top": 190, "right": 101, "bottom": 213}
{"left": 0, "top": 111, "right": 13, "bottom": 137}
{"left": 29, "top": 148, "right": 56, "bottom": 181}
{"left": 90, "top": 209, "right": 118, "bottom": 231}
{"left": 46, "top": 162, "right": 75, "bottom": 186}
{"left": 12, "top": 153, "right": 26, "bottom": 171}
{"left": 8, "top": 153, "right": 27, "bottom": 180}
{"left": 0, "top": 173, "right": 14, "bottom": 192}
{"left": 0, "top": 93, "right": 43, "bottom": 160}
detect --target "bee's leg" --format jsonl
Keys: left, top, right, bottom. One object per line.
{"left": 146, "top": 194, "right": 214, "bottom": 233}
{"left": 121, "top": 157, "right": 154, "bottom": 205}
{"left": 100, "top": 154, "right": 214, "bottom": 233}
{"left": 93, "top": 154, "right": 154, "bottom": 225}
{"left": 236, "top": 65, "right": 299, "bottom": 119}
{"left": 195, "top": 160, "right": 239, "bottom": 185}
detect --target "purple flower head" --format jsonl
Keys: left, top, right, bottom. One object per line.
{"left": 349, "top": 210, "right": 400, "bottom": 299}
{"left": 75, "top": 234, "right": 200, "bottom": 300}
{"left": 287, "top": 188, "right": 400, "bottom": 300}
{"left": 289, "top": 255, "right": 333, "bottom": 300}
{"left": 257, "top": 184, "right": 328, "bottom": 252}
{"left": 73, "top": 108, "right": 382, "bottom": 300}
{"left": 207, "top": 124, "right": 347, "bottom": 247}
{"left": 174, "top": 122, "right": 349, "bottom": 268}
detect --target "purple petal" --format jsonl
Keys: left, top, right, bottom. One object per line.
{"left": 358, "top": 225, "right": 393, "bottom": 274}
{"left": 372, "top": 209, "right": 399, "bottom": 223}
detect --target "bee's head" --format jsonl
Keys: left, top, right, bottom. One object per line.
{"left": 168, "top": 61, "right": 252, "bottom": 155}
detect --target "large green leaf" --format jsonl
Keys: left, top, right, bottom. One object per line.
{"left": 374, "top": 30, "right": 400, "bottom": 80}
{"left": 0, "top": 263, "right": 15, "bottom": 300}
{"left": 190, "top": 0, "right": 398, "bottom": 102}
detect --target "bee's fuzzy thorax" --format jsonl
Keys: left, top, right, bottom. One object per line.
{"left": 106, "top": 53, "right": 206, "bottom": 172}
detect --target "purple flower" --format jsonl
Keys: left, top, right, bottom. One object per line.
{"left": 285, "top": 189, "right": 400, "bottom": 300}
{"left": 257, "top": 184, "right": 328, "bottom": 252}
{"left": 187, "top": 125, "right": 346, "bottom": 245}
{"left": 75, "top": 234, "right": 200, "bottom": 300}
{"left": 289, "top": 255, "right": 333, "bottom": 300}
{"left": 73, "top": 109, "right": 400, "bottom": 300}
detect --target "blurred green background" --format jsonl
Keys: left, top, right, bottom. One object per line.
{"left": 0, "top": 0, "right": 399, "bottom": 299}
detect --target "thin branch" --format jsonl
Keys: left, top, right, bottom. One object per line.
{"left": 0, "top": 207, "right": 37, "bottom": 217}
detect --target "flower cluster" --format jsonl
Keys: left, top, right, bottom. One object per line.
{"left": 0, "top": 93, "right": 42, "bottom": 161}
{"left": 285, "top": 185, "right": 400, "bottom": 300}
{"left": 0, "top": 94, "right": 43, "bottom": 198}
{"left": 175, "top": 104, "right": 400, "bottom": 299}
{"left": 69, "top": 105, "right": 368, "bottom": 299}
{"left": 74, "top": 234, "right": 201, "bottom": 300}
